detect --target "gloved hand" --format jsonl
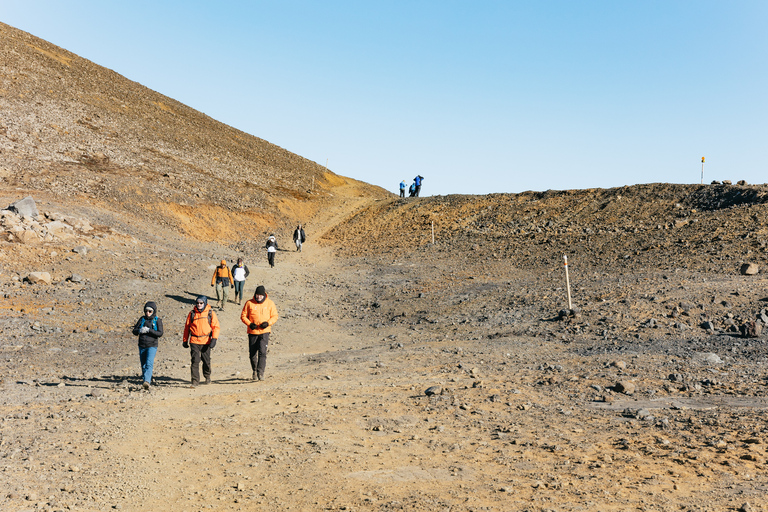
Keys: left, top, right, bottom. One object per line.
{"left": 139, "top": 326, "right": 150, "bottom": 334}
{"left": 209, "top": 338, "right": 217, "bottom": 349}
{"left": 211, "top": 283, "right": 214, "bottom": 287}
{"left": 231, "top": 285, "right": 234, "bottom": 289}
{"left": 259, "top": 321, "right": 269, "bottom": 329}
{"left": 249, "top": 323, "right": 257, "bottom": 330}
{"left": 182, "top": 341, "right": 189, "bottom": 349}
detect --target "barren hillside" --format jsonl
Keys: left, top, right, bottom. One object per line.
{"left": 2, "top": 22, "right": 768, "bottom": 512}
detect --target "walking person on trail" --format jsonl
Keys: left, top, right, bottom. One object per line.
{"left": 231, "top": 257, "right": 250, "bottom": 305}
{"left": 413, "top": 175, "right": 424, "bottom": 197}
{"left": 240, "top": 285, "right": 279, "bottom": 381}
{"left": 131, "top": 301, "right": 163, "bottom": 390}
{"left": 293, "top": 224, "right": 306, "bottom": 252}
{"left": 182, "top": 296, "right": 220, "bottom": 388}
{"left": 399, "top": 180, "right": 407, "bottom": 198}
{"left": 266, "top": 235, "right": 278, "bottom": 267}
{"left": 211, "top": 259, "right": 234, "bottom": 310}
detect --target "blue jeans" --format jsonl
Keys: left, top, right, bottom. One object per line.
{"left": 139, "top": 346, "right": 157, "bottom": 384}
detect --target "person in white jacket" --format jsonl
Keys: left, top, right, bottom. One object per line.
{"left": 231, "top": 258, "right": 250, "bottom": 305}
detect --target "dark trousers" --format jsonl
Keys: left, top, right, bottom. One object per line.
{"left": 399, "top": 189, "right": 405, "bottom": 197}
{"left": 248, "top": 333, "right": 269, "bottom": 378}
{"left": 415, "top": 185, "right": 421, "bottom": 197}
{"left": 190, "top": 342, "right": 211, "bottom": 384}
{"left": 267, "top": 252, "right": 275, "bottom": 267}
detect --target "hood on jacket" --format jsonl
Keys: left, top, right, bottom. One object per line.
{"left": 195, "top": 296, "right": 208, "bottom": 311}
{"left": 144, "top": 301, "right": 157, "bottom": 317}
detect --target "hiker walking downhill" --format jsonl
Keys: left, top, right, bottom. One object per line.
{"left": 132, "top": 301, "right": 164, "bottom": 389}
{"left": 266, "top": 235, "right": 278, "bottom": 267}
{"left": 240, "top": 285, "right": 279, "bottom": 381}
{"left": 182, "top": 296, "right": 220, "bottom": 388}
{"left": 231, "top": 258, "right": 250, "bottom": 305}
{"left": 293, "top": 224, "right": 306, "bottom": 252}
{"left": 211, "top": 259, "right": 234, "bottom": 310}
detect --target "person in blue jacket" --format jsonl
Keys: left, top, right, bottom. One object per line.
{"left": 413, "top": 175, "right": 424, "bottom": 197}
{"left": 399, "top": 180, "right": 407, "bottom": 198}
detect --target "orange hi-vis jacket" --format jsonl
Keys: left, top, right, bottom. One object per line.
{"left": 211, "top": 265, "right": 233, "bottom": 286}
{"left": 240, "top": 295, "right": 278, "bottom": 335}
{"left": 183, "top": 304, "right": 221, "bottom": 345}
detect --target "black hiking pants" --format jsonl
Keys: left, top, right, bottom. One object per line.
{"left": 248, "top": 333, "right": 269, "bottom": 379}
{"left": 190, "top": 343, "right": 211, "bottom": 384}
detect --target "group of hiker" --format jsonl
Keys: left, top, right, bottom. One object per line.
{"left": 399, "top": 175, "right": 424, "bottom": 198}
{"left": 132, "top": 279, "right": 279, "bottom": 389}
{"left": 129, "top": 223, "right": 308, "bottom": 389}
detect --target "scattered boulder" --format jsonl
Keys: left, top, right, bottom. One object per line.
{"left": 72, "top": 245, "right": 90, "bottom": 255}
{"left": 614, "top": 381, "right": 636, "bottom": 395}
{"left": 26, "top": 272, "right": 52, "bottom": 285}
{"left": 692, "top": 352, "right": 723, "bottom": 365}
{"left": 740, "top": 263, "right": 759, "bottom": 275}
{"left": 740, "top": 320, "right": 762, "bottom": 338}
{"left": 425, "top": 385, "right": 442, "bottom": 396}
{"left": 8, "top": 196, "right": 39, "bottom": 219}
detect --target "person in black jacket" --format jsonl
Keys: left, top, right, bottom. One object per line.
{"left": 266, "top": 235, "right": 278, "bottom": 267}
{"left": 132, "top": 301, "right": 164, "bottom": 389}
{"left": 293, "top": 224, "right": 306, "bottom": 252}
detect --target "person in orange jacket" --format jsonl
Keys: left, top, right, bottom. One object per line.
{"left": 240, "top": 285, "right": 278, "bottom": 381}
{"left": 183, "top": 295, "right": 221, "bottom": 387}
{"left": 211, "top": 259, "right": 234, "bottom": 310}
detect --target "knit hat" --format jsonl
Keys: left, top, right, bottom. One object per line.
{"left": 144, "top": 301, "right": 157, "bottom": 316}
{"left": 254, "top": 285, "right": 266, "bottom": 297}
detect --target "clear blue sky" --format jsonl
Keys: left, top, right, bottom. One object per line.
{"left": 3, "top": 1, "right": 767, "bottom": 195}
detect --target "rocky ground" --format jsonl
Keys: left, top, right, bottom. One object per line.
{"left": 2, "top": 20, "right": 768, "bottom": 512}
{"left": 2, "top": 182, "right": 768, "bottom": 512}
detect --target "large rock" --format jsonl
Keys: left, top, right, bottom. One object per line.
{"left": 692, "top": 352, "right": 723, "bottom": 364}
{"left": 44, "top": 220, "right": 75, "bottom": 239}
{"left": 8, "top": 196, "right": 39, "bottom": 219}
{"left": 26, "top": 272, "right": 52, "bottom": 285}
{"left": 740, "top": 263, "right": 759, "bottom": 275}
{"left": 614, "top": 381, "right": 636, "bottom": 395}
{"left": 16, "top": 230, "right": 40, "bottom": 244}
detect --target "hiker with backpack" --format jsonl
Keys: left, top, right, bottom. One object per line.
{"left": 211, "top": 259, "right": 234, "bottom": 310}
{"left": 182, "top": 295, "right": 220, "bottom": 388}
{"left": 132, "top": 301, "right": 164, "bottom": 389}
{"left": 408, "top": 182, "right": 416, "bottom": 197}
{"left": 240, "top": 285, "right": 279, "bottom": 381}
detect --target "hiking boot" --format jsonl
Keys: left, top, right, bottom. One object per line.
{"left": 257, "top": 373, "right": 263, "bottom": 381}
{"left": 251, "top": 372, "right": 257, "bottom": 381}
{"left": 142, "top": 381, "right": 150, "bottom": 390}
{"left": 190, "top": 382, "right": 198, "bottom": 388}
{"left": 204, "top": 377, "right": 211, "bottom": 385}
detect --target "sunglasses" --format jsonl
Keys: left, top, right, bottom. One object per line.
{"left": 144, "top": 308, "right": 154, "bottom": 313}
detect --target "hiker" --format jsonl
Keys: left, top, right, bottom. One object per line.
{"left": 231, "top": 257, "right": 250, "bottom": 305}
{"left": 131, "top": 301, "right": 164, "bottom": 389}
{"left": 413, "top": 175, "right": 424, "bottom": 197}
{"left": 182, "top": 295, "right": 220, "bottom": 387}
{"left": 399, "top": 180, "right": 407, "bottom": 198}
{"left": 266, "top": 235, "right": 278, "bottom": 267}
{"left": 240, "top": 285, "right": 279, "bottom": 381}
{"left": 408, "top": 182, "right": 416, "bottom": 197}
{"left": 293, "top": 224, "right": 306, "bottom": 252}
{"left": 211, "top": 259, "right": 234, "bottom": 310}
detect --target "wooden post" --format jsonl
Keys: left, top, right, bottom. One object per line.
{"left": 563, "top": 254, "right": 572, "bottom": 310}
{"left": 431, "top": 221, "right": 435, "bottom": 244}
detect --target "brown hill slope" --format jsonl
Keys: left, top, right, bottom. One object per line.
{"left": 0, "top": 22, "right": 389, "bottom": 241}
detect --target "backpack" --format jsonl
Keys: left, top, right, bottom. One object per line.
{"left": 190, "top": 308, "right": 214, "bottom": 329}
{"left": 139, "top": 316, "right": 159, "bottom": 331}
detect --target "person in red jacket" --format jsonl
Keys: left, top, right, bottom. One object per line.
{"left": 240, "top": 285, "right": 279, "bottom": 381}
{"left": 183, "top": 296, "right": 221, "bottom": 387}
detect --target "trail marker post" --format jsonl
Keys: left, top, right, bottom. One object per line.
{"left": 701, "top": 156, "right": 705, "bottom": 184}
{"left": 563, "top": 254, "right": 572, "bottom": 310}
{"left": 431, "top": 221, "right": 434, "bottom": 245}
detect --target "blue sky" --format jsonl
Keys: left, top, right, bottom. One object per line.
{"left": 3, "top": 1, "right": 767, "bottom": 196}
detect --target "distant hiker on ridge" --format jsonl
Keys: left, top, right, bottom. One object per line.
{"left": 408, "top": 182, "right": 416, "bottom": 197}
{"left": 131, "top": 301, "right": 164, "bottom": 390}
{"left": 240, "top": 285, "right": 279, "bottom": 381}
{"left": 399, "top": 179, "right": 407, "bottom": 198}
{"left": 266, "top": 235, "right": 278, "bottom": 267}
{"left": 293, "top": 224, "right": 306, "bottom": 252}
{"left": 231, "top": 257, "right": 250, "bottom": 306}
{"left": 413, "top": 175, "right": 424, "bottom": 197}
{"left": 211, "top": 259, "right": 234, "bottom": 310}
{"left": 182, "top": 296, "right": 220, "bottom": 388}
